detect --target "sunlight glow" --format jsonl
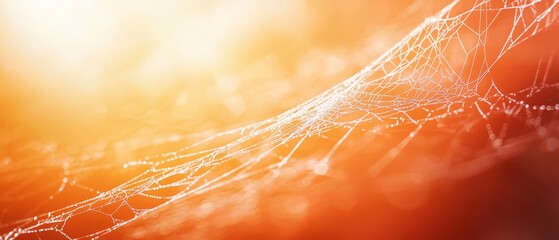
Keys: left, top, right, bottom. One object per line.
{"left": 2, "top": 1, "right": 558, "bottom": 239}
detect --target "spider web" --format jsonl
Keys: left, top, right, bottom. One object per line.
{"left": 2, "top": 0, "right": 559, "bottom": 239}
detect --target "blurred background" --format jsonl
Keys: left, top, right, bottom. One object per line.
{"left": 0, "top": 0, "right": 448, "bottom": 145}
{"left": 2, "top": 1, "right": 559, "bottom": 240}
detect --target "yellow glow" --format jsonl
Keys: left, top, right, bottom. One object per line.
{"left": 3, "top": 0, "right": 559, "bottom": 239}
{"left": 0, "top": 0, "right": 324, "bottom": 142}
{"left": 2, "top": 0, "right": 111, "bottom": 92}
{"left": 0, "top": 0, "right": 307, "bottom": 97}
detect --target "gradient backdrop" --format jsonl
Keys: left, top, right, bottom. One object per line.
{"left": 1, "top": 0, "right": 559, "bottom": 239}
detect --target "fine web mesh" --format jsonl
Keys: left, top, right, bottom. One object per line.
{"left": 1, "top": 0, "right": 559, "bottom": 239}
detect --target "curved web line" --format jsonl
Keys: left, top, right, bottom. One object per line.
{"left": 1, "top": 0, "right": 559, "bottom": 239}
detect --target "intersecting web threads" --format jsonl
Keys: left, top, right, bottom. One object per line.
{"left": 1, "top": 0, "right": 559, "bottom": 239}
